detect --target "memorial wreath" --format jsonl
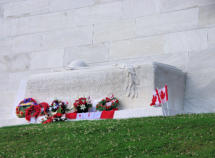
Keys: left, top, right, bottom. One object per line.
{"left": 96, "top": 95, "right": 119, "bottom": 111}
{"left": 73, "top": 97, "right": 92, "bottom": 113}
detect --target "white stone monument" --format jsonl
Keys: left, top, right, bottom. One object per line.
{"left": 25, "top": 62, "right": 186, "bottom": 117}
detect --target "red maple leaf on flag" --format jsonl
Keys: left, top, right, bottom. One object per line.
{"left": 150, "top": 95, "right": 157, "bottom": 106}
{"left": 160, "top": 91, "right": 165, "bottom": 100}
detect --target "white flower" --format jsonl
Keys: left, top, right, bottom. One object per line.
{"left": 106, "top": 102, "right": 112, "bottom": 107}
{"left": 80, "top": 104, "right": 86, "bottom": 110}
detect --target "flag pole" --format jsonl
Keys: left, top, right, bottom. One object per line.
{"left": 164, "top": 84, "right": 169, "bottom": 116}
{"left": 156, "top": 88, "right": 166, "bottom": 116}
{"left": 166, "top": 101, "right": 169, "bottom": 116}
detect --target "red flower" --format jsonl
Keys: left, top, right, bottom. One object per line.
{"left": 39, "top": 102, "right": 49, "bottom": 115}
{"left": 106, "top": 97, "right": 111, "bottom": 102}
{"left": 25, "top": 105, "right": 41, "bottom": 122}
{"left": 42, "top": 117, "right": 53, "bottom": 124}
{"left": 53, "top": 113, "right": 62, "bottom": 118}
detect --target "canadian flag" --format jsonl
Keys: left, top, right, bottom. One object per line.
{"left": 65, "top": 110, "right": 116, "bottom": 120}
{"left": 150, "top": 85, "right": 168, "bottom": 106}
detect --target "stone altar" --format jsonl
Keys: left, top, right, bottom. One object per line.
{"left": 25, "top": 62, "right": 186, "bottom": 116}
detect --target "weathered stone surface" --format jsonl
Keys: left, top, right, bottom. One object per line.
{"left": 1, "top": 0, "right": 50, "bottom": 18}
{"left": 64, "top": 43, "right": 109, "bottom": 65}
{"left": 114, "top": 107, "right": 163, "bottom": 119}
{"left": 184, "top": 50, "right": 215, "bottom": 113}
{"left": 0, "top": 11, "right": 76, "bottom": 38}
{"left": 30, "top": 49, "right": 64, "bottom": 70}
{"left": 1, "top": 0, "right": 96, "bottom": 18}
{"left": 25, "top": 63, "right": 185, "bottom": 115}
{"left": 0, "top": 0, "right": 22, "bottom": 5}
{"left": 164, "top": 29, "right": 208, "bottom": 54}
{"left": 0, "top": 26, "right": 92, "bottom": 54}
{"left": 110, "top": 36, "right": 165, "bottom": 59}
{"left": 208, "top": 27, "right": 215, "bottom": 48}
{"left": 0, "top": 34, "right": 43, "bottom": 54}
{"left": 49, "top": 0, "right": 95, "bottom": 12}
{"left": 199, "top": 4, "right": 215, "bottom": 26}
{"left": 154, "top": 63, "right": 185, "bottom": 114}
{"left": 0, "top": 55, "right": 8, "bottom": 72}
{"left": 0, "top": 90, "right": 17, "bottom": 122}
{"left": 73, "top": 1, "right": 123, "bottom": 26}
{"left": 159, "top": 0, "right": 215, "bottom": 12}
{"left": 93, "top": 19, "right": 135, "bottom": 43}
{"left": 122, "top": 0, "right": 159, "bottom": 18}
{"left": 0, "top": 37, "right": 13, "bottom": 55}
{"left": 0, "top": 72, "right": 9, "bottom": 90}
{"left": 136, "top": 8, "right": 198, "bottom": 37}
{"left": 0, "top": 53, "right": 30, "bottom": 72}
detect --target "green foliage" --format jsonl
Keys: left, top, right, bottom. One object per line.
{"left": 1, "top": 113, "right": 215, "bottom": 158}
{"left": 96, "top": 97, "right": 119, "bottom": 111}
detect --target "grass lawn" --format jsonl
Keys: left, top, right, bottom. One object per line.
{"left": 0, "top": 113, "right": 215, "bottom": 158}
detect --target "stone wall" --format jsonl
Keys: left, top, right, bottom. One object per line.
{"left": 0, "top": 0, "right": 215, "bottom": 122}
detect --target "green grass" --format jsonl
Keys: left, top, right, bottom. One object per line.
{"left": 0, "top": 114, "right": 215, "bottom": 158}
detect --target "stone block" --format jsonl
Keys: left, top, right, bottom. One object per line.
{"left": 164, "top": 29, "right": 208, "bottom": 54}
{"left": 93, "top": 19, "right": 135, "bottom": 43}
{"left": 0, "top": 55, "right": 9, "bottom": 72}
{"left": 208, "top": 27, "right": 215, "bottom": 48}
{"left": 0, "top": 72, "right": 9, "bottom": 90}
{"left": 0, "top": 90, "right": 17, "bottom": 119}
{"left": 185, "top": 52, "right": 215, "bottom": 113}
{"left": 25, "top": 62, "right": 186, "bottom": 115}
{"left": 122, "top": 0, "right": 159, "bottom": 18}
{"left": 131, "top": 52, "right": 188, "bottom": 71}
{"left": 184, "top": 51, "right": 215, "bottom": 113}
{"left": 1, "top": 0, "right": 95, "bottom": 18}
{"left": 110, "top": 36, "right": 165, "bottom": 59}
{"left": 73, "top": 1, "right": 123, "bottom": 26}
{"left": 49, "top": 0, "right": 95, "bottom": 12}
{"left": 199, "top": 4, "right": 215, "bottom": 26}
{"left": 0, "top": 18, "right": 17, "bottom": 39}
{"left": 30, "top": 49, "right": 64, "bottom": 70}
{"left": 0, "top": 10, "right": 76, "bottom": 38}
{"left": 136, "top": 8, "right": 198, "bottom": 37}
{"left": 114, "top": 107, "right": 163, "bottom": 119}
{"left": 0, "top": 0, "right": 22, "bottom": 5}
{"left": 2, "top": 53, "right": 31, "bottom": 72}
{"left": 0, "top": 37, "right": 12, "bottom": 55}
{"left": 159, "top": 0, "right": 215, "bottom": 12}
{"left": 11, "top": 34, "right": 43, "bottom": 54}
{"left": 0, "top": 26, "right": 92, "bottom": 54}
{"left": 1, "top": 0, "right": 49, "bottom": 18}
{"left": 0, "top": 1, "right": 124, "bottom": 38}
{"left": 64, "top": 43, "right": 109, "bottom": 66}
{"left": 7, "top": 71, "right": 31, "bottom": 91}
{"left": 42, "top": 26, "right": 93, "bottom": 51}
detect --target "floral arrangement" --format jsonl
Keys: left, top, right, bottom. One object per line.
{"left": 96, "top": 95, "right": 119, "bottom": 111}
{"left": 16, "top": 98, "right": 37, "bottom": 118}
{"left": 49, "top": 100, "right": 69, "bottom": 114}
{"left": 16, "top": 95, "right": 120, "bottom": 124}
{"left": 25, "top": 102, "right": 49, "bottom": 122}
{"left": 73, "top": 97, "right": 92, "bottom": 113}
{"left": 42, "top": 100, "right": 70, "bottom": 124}
{"left": 25, "top": 105, "right": 41, "bottom": 121}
